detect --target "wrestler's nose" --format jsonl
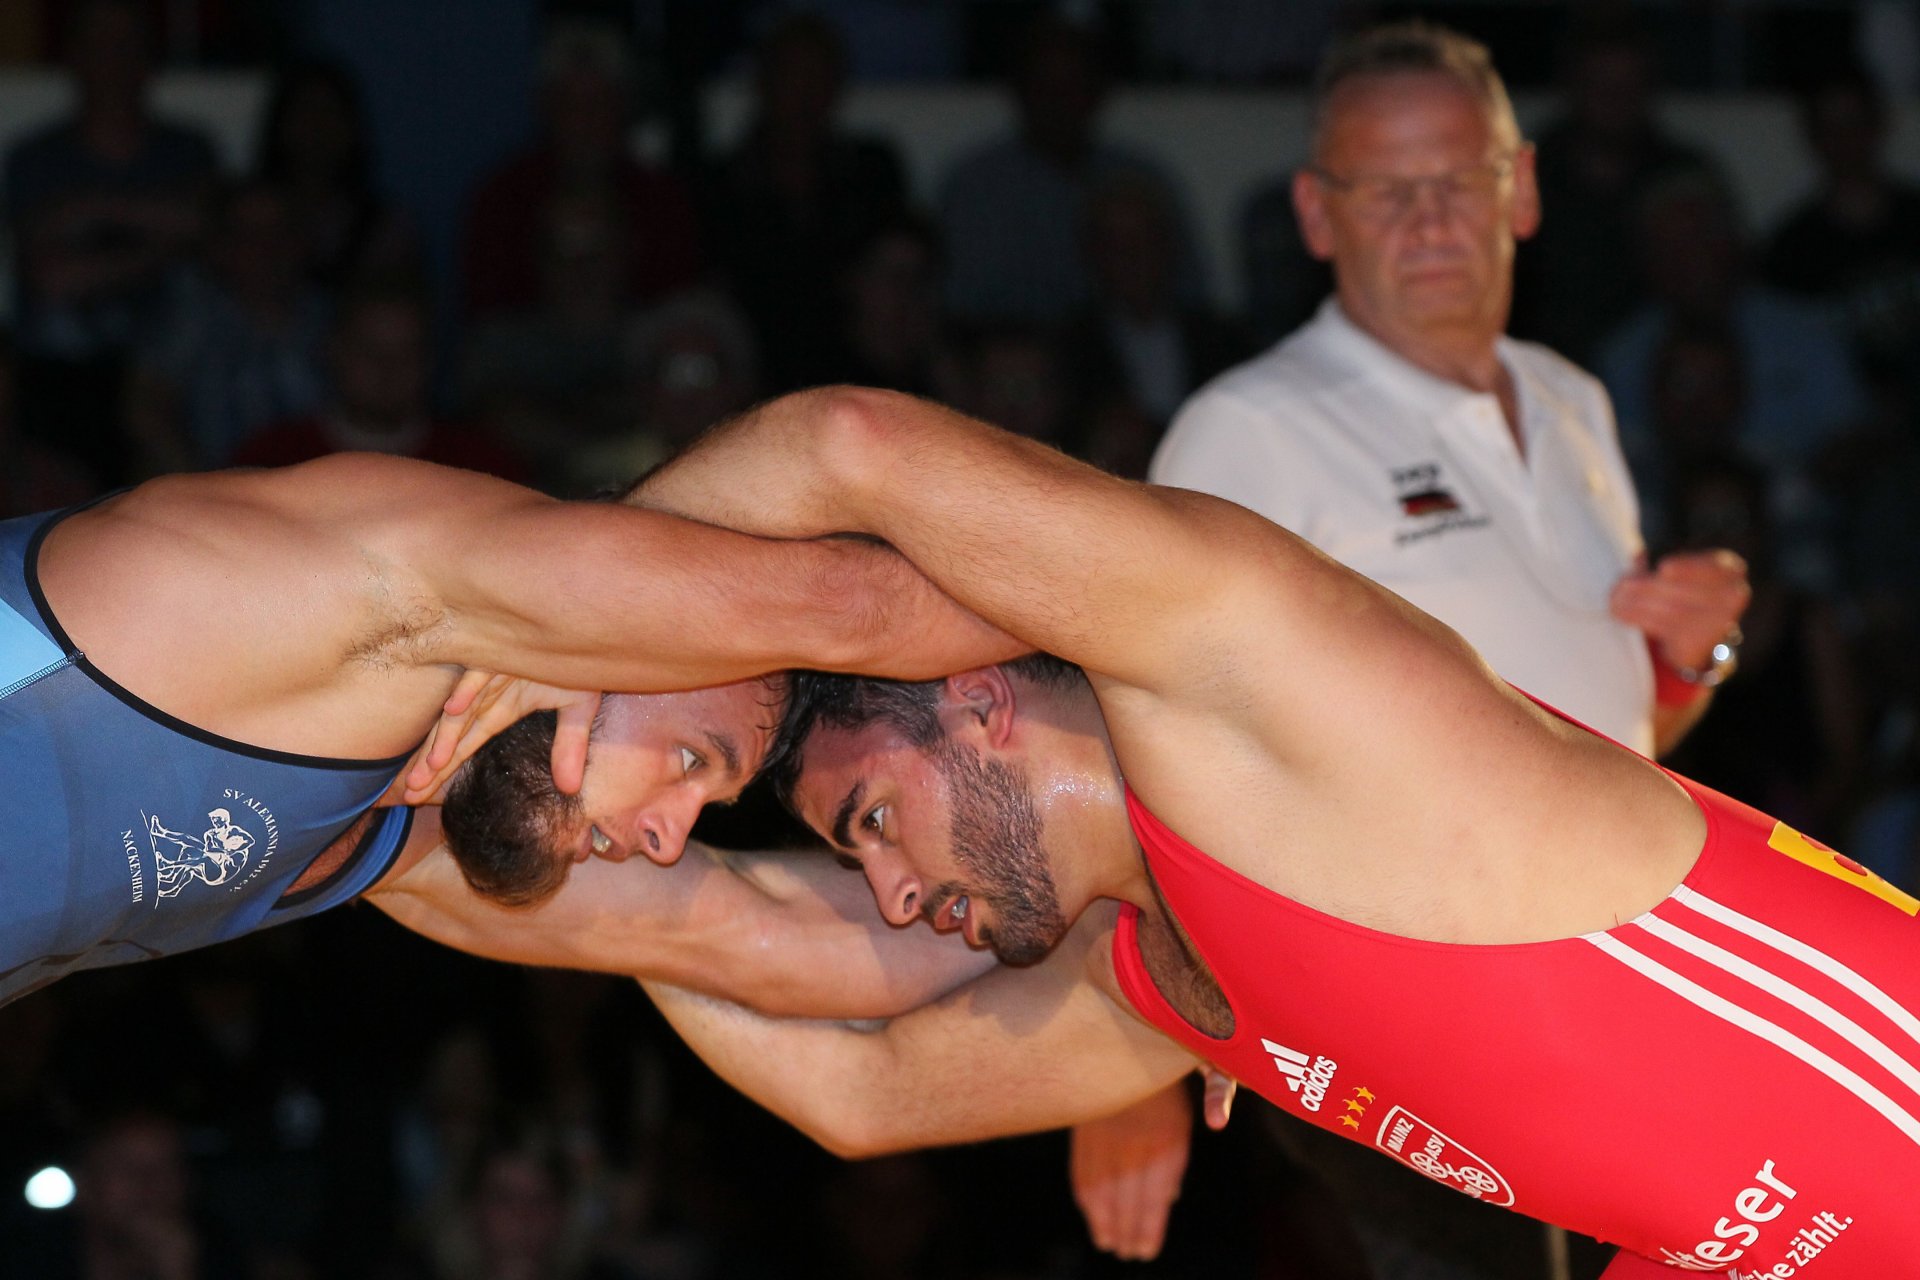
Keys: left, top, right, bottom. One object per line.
{"left": 865, "top": 853, "right": 923, "bottom": 927}
{"left": 639, "top": 789, "right": 703, "bottom": 866}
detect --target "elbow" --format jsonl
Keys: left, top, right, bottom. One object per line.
{"left": 806, "top": 1107, "right": 910, "bottom": 1162}
{"left": 794, "top": 384, "right": 912, "bottom": 491}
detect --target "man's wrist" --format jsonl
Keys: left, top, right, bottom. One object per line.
{"left": 1651, "top": 627, "right": 1742, "bottom": 707}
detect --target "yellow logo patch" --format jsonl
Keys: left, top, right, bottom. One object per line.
{"left": 1768, "top": 823, "right": 1920, "bottom": 917}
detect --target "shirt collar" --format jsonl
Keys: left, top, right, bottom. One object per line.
{"left": 1311, "top": 296, "right": 1519, "bottom": 427}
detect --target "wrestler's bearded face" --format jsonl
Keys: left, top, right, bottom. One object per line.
{"left": 931, "top": 737, "right": 1069, "bottom": 967}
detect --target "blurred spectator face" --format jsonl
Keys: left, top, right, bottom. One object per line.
{"left": 639, "top": 325, "right": 750, "bottom": 446}
{"left": 757, "top": 22, "right": 844, "bottom": 143}
{"left": 214, "top": 186, "right": 306, "bottom": 307}
{"left": 846, "top": 227, "right": 941, "bottom": 364}
{"left": 1295, "top": 71, "right": 1538, "bottom": 350}
{"left": 1638, "top": 180, "right": 1744, "bottom": 319}
{"left": 1651, "top": 330, "right": 1745, "bottom": 456}
{"left": 276, "top": 73, "right": 362, "bottom": 186}
{"left": 1675, "top": 466, "right": 1768, "bottom": 567}
{"left": 332, "top": 297, "right": 430, "bottom": 426}
{"left": 540, "top": 191, "right": 628, "bottom": 319}
{"left": 541, "top": 33, "right": 631, "bottom": 169}
{"left": 1804, "top": 81, "right": 1885, "bottom": 184}
{"left": 1015, "top": 25, "right": 1107, "bottom": 160}
{"left": 70, "top": 0, "right": 152, "bottom": 116}
{"left": 1567, "top": 41, "right": 1653, "bottom": 142}
{"left": 1086, "top": 179, "right": 1178, "bottom": 316}
{"left": 475, "top": 1152, "right": 567, "bottom": 1269}
{"left": 77, "top": 1115, "right": 189, "bottom": 1227}
{"left": 969, "top": 333, "right": 1066, "bottom": 444}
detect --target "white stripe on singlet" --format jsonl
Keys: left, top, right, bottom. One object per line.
{"left": 1585, "top": 931, "right": 1920, "bottom": 1148}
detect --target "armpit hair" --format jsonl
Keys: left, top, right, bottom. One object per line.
{"left": 345, "top": 550, "right": 452, "bottom": 670}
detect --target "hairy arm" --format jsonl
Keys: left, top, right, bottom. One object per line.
{"left": 319, "top": 453, "right": 1021, "bottom": 692}
{"left": 368, "top": 830, "right": 997, "bottom": 1019}
{"left": 642, "top": 904, "right": 1199, "bottom": 1158}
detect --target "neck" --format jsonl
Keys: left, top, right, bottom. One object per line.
{"left": 1027, "top": 687, "right": 1159, "bottom": 912}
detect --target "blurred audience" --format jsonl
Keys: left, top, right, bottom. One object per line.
{"left": 4, "top": 0, "right": 220, "bottom": 483}
{"left": 555, "top": 288, "right": 759, "bottom": 498}
{"left": 1763, "top": 62, "right": 1920, "bottom": 423}
{"left": 461, "top": 21, "right": 699, "bottom": 319}
{"left": 420, "top": 1129, "right": 627, "bottom": 1280}
{"left": 1661, "top": 456, "right": 1865, "bottom": 832}
{"left": 252, "top": 60, "right": 420, "bottom": 293}
{"left": 1594, "top": 167, "right": 1865, "bottom": 571}
{"left": 458, "top": 187, "right": 639, "bottom": 480}
{"left": 1061, "top": 171, "right": 1249, "bottom": 477}
{"left": 235, "top": 281, "right": 525, "bottom": 480}
{"left": 0, "top": 1110, "right": 247, "bottom": 1280}
{"left": 0, "top": 327, "right": 99, "bottom": 516}
{"left": 938, "top": 13, "right": 1205, "bottom": 328}
{"left": 954, "top": 325, "right": 1071, "bottom": 451}
{"left": 700, "top": 13, "right": 909, "bottom": 393}
{"left": 826, "top": 209, "right": 961, "bottom": 401}
{"left": 1237, "top": 176, "right": 1332, "bottom": 347}
{"left": 1515, "top": 17, "right": 1711, "bottom": 363}
{"left": 125, "top": 178, "right": 329, "bottom": 470}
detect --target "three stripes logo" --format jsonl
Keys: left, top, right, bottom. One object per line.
{"left": 1262, "top": 1038, "right": 1338, "bottom": 1112}
{"left": 1586, "top": 873, "right": 1920, "bottom": 1153}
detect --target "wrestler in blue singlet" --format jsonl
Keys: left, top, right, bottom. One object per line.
{"left": 0, "top": 505, "right": 413, "bottom": 1004}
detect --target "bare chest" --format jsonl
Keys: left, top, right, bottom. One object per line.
{"left": 1132, "top": 889, "right": 1236, "bottom": 1041}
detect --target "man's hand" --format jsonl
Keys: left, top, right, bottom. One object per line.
{"left": 395, "top": 672, "right": 601, "bottom": 805}
{"left": 1608, "top": 549, "right": 1750, "bottom": 671}
{"left": 1069, "top": 1082, "right": 1195, "bottom": 1261}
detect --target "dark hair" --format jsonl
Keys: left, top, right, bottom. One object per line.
{"left": 440, "top": 711, "right": 573, "bottom": 908}
{"left": 763, "top": 654, "right": 1082, "bottom": 808}
{"left": 1310, "top": 21, "right": 1517, "bottom": 156}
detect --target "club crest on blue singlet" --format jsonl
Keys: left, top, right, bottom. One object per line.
{"left": 133, "top": 788, "right": 281, "bottom": 906}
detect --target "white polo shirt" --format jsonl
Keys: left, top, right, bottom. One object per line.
{"left": 1151, "top": 298, "right": 1654, "bottom": 754}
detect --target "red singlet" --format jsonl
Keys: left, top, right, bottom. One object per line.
{"left": 1115, "top": 772, "right": 1920, "bottom": 1278}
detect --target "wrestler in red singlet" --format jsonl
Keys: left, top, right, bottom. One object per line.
{"left": 1115, "top": 769, "right": 1920, "bottom": 1278}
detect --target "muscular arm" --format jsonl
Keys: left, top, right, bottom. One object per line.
{"left": 42, "top": 456, "right": 1021, "bottom": 759}
{"left": 642, "top": 904, "right": 1199, "bottom": 1158}
{"left": 370, "top": 455, "right": 1022, "bottom": 691}
{"left": 367, "top": 822, "right": 997, "bottom": 1019}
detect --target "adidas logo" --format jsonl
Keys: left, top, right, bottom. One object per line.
{"left": 1262, "top": 1038, "right": 1338, "bottom": 1112}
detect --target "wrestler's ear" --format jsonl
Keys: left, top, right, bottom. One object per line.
{"left": 942, "top": 666, "right": 1017, "bottom": 749}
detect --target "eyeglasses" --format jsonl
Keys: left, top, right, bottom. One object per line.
{"left": 1310, "top": 156, "right": 1517, "bottom": 223}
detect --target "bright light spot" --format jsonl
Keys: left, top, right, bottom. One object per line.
{"left": 24, "top": 1166, "right": 73, "bottom": 1210}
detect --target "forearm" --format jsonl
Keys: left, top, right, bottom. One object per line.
{"left": 1651, "top": 688, "right": 1713, "bottom": 758}
{"left": 371, "top": 840, "right": 996, "bottom": 1018}
{"left": 643, "top": 910, "right": 1199, "bottom": 1158}
{"left": 630, "top": 391, "right": 1026, "bottom": 678}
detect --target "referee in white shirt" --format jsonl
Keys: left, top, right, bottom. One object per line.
{"left": 1148, "top": 21, "right": 1750, "bottom": 1280}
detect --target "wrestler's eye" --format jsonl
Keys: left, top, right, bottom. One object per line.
{"left": 861, "top": 805, "right": 888, "bottom": 838}
{"left": 679, "top": 746, "right": 702, "bottom": 776}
